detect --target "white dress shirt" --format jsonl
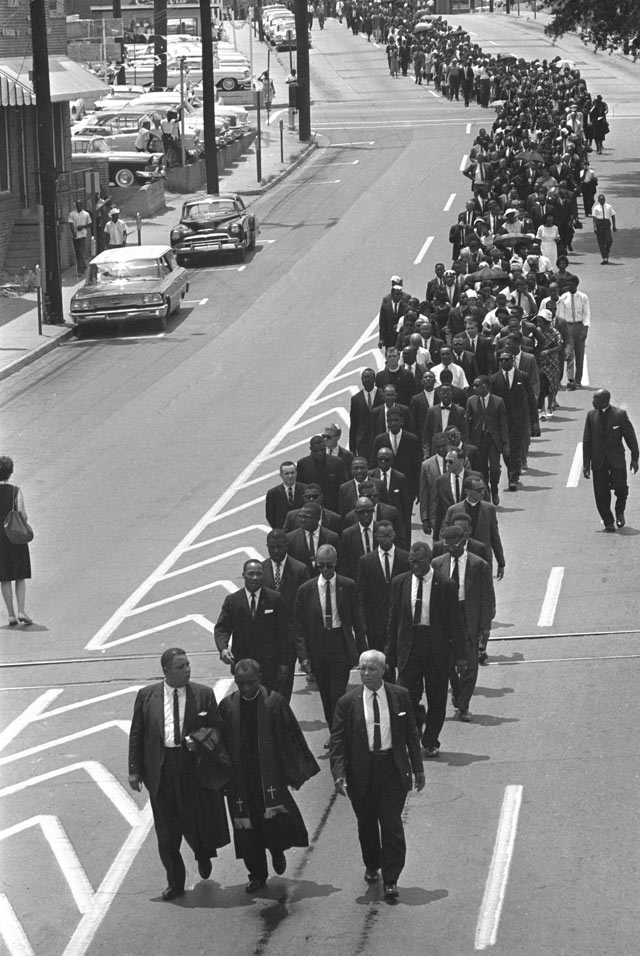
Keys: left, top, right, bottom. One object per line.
{"left": 556, "top": 290, "right": 591, "bottom": 326}
{"left": 377, "top": 544, "right": 396, "bottom": 578}
{"left": 450, "top": 471, "right": 463, "bottom": 503}
{"left": 592, "top": 202, "right": 615, "bottom": 222}
{"left": 388, "top": 429, "right": 403, "bottom": 454}
{"left": 440, "top": 406, "right": 451, "bottom": 431}
{"left": 431, "top": 362, "right": 468, "bottom": 388}
{"left": 360, "top": 523, "right": 374, "bottom": 553}
{"left": 317, "top": 574, "right": 341, "bottom": 628}
{"left": 163, "top": 681, "right": 186, "bottom": 747}
{"left": 270, "top": 555, "right": 287, "bottom": 585}
{"left": 411, "top": 570, "right": 433, "bottom": 625}
{"left": 363, "top": 684, "right": 392, "bottom": 751}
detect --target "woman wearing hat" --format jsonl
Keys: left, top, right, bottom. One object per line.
{"left": 536, "top": 310, "right": 562, "bottom": 420}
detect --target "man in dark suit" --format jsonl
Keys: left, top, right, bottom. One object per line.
{"left": 265, "top": 461, "right": 307, "bottom": 529}
{"left": 128, "top": 648, "right": 230, "bottom": 900}
{"left": 443, "top": 475, "right": 506, "bottom": 579}
{"left": 371, "top": 407, "right": 422, "bottom": 505}
{"left": 416, "top": 319, "right": 445, "bottom": 366}
{"left": 378, "top": 279, "right": 410, "bottom": 350}
{"left": 214, "top": 561, "right": 290, "bottom": 693}
{"left": 330, "top": 649, "right": 424, "bottom": 903}
{"left": 444, "top": 424, "right": 481, "bottom": 474}
{"left": 262, "top": 530, "right": 310, "bottom": 701}
{"left": 489, "top": 351, "right": 540, "bottom": 490}
{"left": 342, "top": 481, "right": 405, "bottom": 547}
{"left": 410, "top": 369, "right": 438, "bottom": 456}
{"left": 339, "top": 457, "right": 387, "bottom": 517}
{"left": 422, "top": 385, "right": 468, "bottom": 458}
{"left": 322, "top": 422, "right": 354, "bottom": 477}
{"left": 357, "top": 521, "right": 410, "bottom": 659}
{"left": 432, "top": 526, "right": 493, "bottom": 721}
{"left": 297, "top": 435, "right": 348, "bottom": 514}
{"left": 283, "top": 483, "right": 342, "bottom": 535}
{"left": 371, "top": 385, "right": 416, "bottom": 441}
{"left": 433, "top": 448, "right": 467, "bottom": 540}
{"left": 369, "top": 446, "right": 411, "bottom": 548}
{"left": 375, "top": 347, "right": 418, "bottom": 407}
{"left": 583, "top": 389, "right": 639, "bottom": 531}
{"left": 286, "top": 502, "right": 340, "bottom": 574}
{"left": 465, "top": 376, "right": 510, "bottom": 505}
{"left": 294, "top": 544, "right": 367, "bottom": 731}
{"left": 349, "top": 367, "right": 384, "bottom": 462}
{"left": 425, "top": 262, "right": 446, "bottom": 302}
{"left": 419, "top": 432, "right": 452, "bottom": 536}
{"left": 386, "top": 542, "right": 465, "bottom": 758}
{"left": 338, "top": 497, "right": 377, "bottom": 581}
{"left": 452, "top": 335, "right": 479, "bottom": 389}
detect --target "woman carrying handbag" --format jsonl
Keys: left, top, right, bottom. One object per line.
{"left": 0, "top": 456, "right": 33, "bottom": 626}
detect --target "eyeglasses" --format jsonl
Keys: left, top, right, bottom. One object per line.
{"left": 499, "top": 357, "right": 512, "bottom": 362}
{"left": 315, "top": 562, "right": 335, "bottom": 569}
{"left": 305, "top": 493, "right": 321, "bottom": 499}
{"left": 378, "top": 456, "right": 393, "bottom": 462}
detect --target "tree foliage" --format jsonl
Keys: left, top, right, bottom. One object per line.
{"left": 542, "top": 0, "right": 640, "bottom": 57}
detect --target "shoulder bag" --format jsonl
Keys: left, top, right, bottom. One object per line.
{"left": 4, "top": 487, "right": 34, "bottom": 545}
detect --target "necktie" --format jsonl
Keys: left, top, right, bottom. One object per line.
{"left": 287, "top": 486, "right": 294, "bottom": 505}
{"left": 571, "top": 295, "right": 576, "bottom": 321}
{"left": 384, "top": 471, "right": 389, "bottom": 491}
{"left": 392, "top": 434, "right": 398, "bottom": 454}
{"left": 366, "top": 389, "right": 372, "bottom": 410}
{"left": 172, "top": 688, "right": 180, "bottom": 745}
{"left": 372, "top": 691, "right": 382, "bottom": 751}
{"left": 325, "top": 579, "right": 332, "bottom": 629}
{"left": 250, "top": 593, "right": 256, "bottom": 619}
{"left": 452, "top": 556, "right": 460, "bottom": 587}
{"left": 308, "top": 531, "right": 315, "bottom": 562}
{"left": 364, "top": 528, "right": 371, "bottom": 553}
{"left": 504, "top": 371, "right": 510, "bottom": 387}
{"left": 413, "top": 577, "right": 423, "bottom": 625}
{"left": 274, "top": 563, "right": 282, "bottom": 590}
{"left": 384, "top": 551, "right": 391, "bottom": 583}
{"left": 455, "top": 475, "right": 461, "bottom": 502}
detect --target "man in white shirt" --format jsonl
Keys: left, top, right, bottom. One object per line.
{"left": 555, "top": 277, "right": 590, "bottom": 389}
{"left": 104, "top": 208, "right": 128, "bottom": 248}
{"left": 430, "top": 346, "right": 469, "bottom": 389}
{"left": 68, "top": 199, "right": 92, "bottom": 272}
{"left": 592, "top": 193, "right": 617, "bottom": 263}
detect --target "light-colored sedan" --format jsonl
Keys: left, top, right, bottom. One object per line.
{"left": 70, "top": 246, "right": 189, "bottom": 334}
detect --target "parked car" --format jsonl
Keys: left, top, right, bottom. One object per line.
{"left": 70, "top": 246, "right": 189, "bottom": 334}
{"left": 94, "top": 85, "right": 147, "bottom": 111}
{"left": 170, "top": 193, "right": 259, "bottom": 264}
{"left": 71, "top": 135, "right": 157, "bottom": 187}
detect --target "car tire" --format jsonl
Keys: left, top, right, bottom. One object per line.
{"left": 114, "top": 167, "right": 135, "bottom": 187}
{"left": 176, "top": 254, "right": 189, "bottom": 267}
{"left": 74, "top": 324, "right": 87, "bottom": 339}
{"left": 220, "top": 77, "right": 238, "bottom": 92}
{"left": 238, "top": 245, "right": 246, "bottom": 262}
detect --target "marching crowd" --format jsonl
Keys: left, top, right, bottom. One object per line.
{"left": 124, "top": 11, "right": 638, "bottom": 910}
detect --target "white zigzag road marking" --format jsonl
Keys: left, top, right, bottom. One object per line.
{"left": 310, "top": 384, "right": 359, "bottom": 405}
{"left": 207, "top": 495, "right": 266, "bottom": 523}
{"left": 0, "top": 690, "right": 62, "bottom": 753}
{"left": 110, "top": 614, "right": 215, "bottom": 648}
{"left": 126, "top": 579, "right": 240, "bottom": 619}
{"left": 185, "top": 524, "right": 272, "bottom": 551}
{"left": 0, "top": 894, "right": 36, "bottom": 956}
{"left": 0, "top": 722, "right": 131, "bottom": 767}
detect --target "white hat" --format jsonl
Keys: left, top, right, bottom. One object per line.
{"left": 390, "top": 274, "right": 403, "bottom": 284}
{"left": 110, "top": 208, "right": 120, "bottom": 215}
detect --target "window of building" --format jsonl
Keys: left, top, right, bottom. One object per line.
{"left": 0, "top": 111, "right": 10, "bottom": 193}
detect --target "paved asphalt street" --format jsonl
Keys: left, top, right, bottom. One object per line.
{"left": 1, "top": 11, "right": 640, "bottom": 956}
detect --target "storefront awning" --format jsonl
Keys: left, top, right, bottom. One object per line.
{"left": 0, "top": 57, "right": 109, "bottom": 106}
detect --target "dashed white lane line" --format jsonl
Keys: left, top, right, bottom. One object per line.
{"left": 460, "top": 153, "right": 468, "bottom": 171}
{"left": 537, "top": 567, "right": 565, "bottom": 627}
{"left": 582, "top": 354, "right": 590, "bottom": 386}
{"left": 466, "top": 123, "right": 472, "bottom": 134}
{"left": 427, "top": 89, "right": 440, "bottom": 98}
{"left": 443, "top": 193, "right": 456, "bottom": 212}
{"left": 566, "top": 442, "right": 583, "bottom": 487}
{"left": 475, "top": 785, "right": 523, "bottom": 951}
{"left": 199, "top": 297, "right": 209, "bottom": 306}
{"left": 414, "top": 236, "right": 434, "bottom": 266}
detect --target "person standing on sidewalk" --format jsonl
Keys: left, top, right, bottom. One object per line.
{"left": 104, "top": 209, "right": 128, "bottom": 249}
{"left": 592, "top": 194, "right": 617, "bottom": 265}
{"left": 68, "top": 200, "right": 92, "bottom": 274}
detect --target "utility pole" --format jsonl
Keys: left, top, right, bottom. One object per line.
{"left": 154, "top": 0, "right": 168, "bottom": 89}
{"left": 199, "top": 0, "right": 219, "bottom": 194}
{"left": 294, "top": 0, "right": 310, "bottom": 141}
{"left": 30, "top": 0, "right": 63, "bottom": 323}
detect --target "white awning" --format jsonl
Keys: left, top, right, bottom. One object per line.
{"left": 0, "top": 57, "right": 109, "bottom": 106}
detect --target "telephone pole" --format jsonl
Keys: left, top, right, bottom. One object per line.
{"left": 200, "top": 0, "right": 219, "bottom": 193}
{"left": 30, "top": 0, "right": 63, "bottom": 323}
{"left": 154, "top": 0, "right": 168, "bottom": 88}
{"left": 294, "top": 0, "right": 310, "bottom": 141}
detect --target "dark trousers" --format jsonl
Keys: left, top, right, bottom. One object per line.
{"left": 565, "top": 323, "right": 587, "bottom": 384}
{"left": 398, "top": 626, "right": 449, "bottom": 748}
{"left": 478, "top": 433, "right": 502, "bottom": 494}
{"left": 350, "top": 753, "right": 407, "bottom": 884}
{"left": 315, "top": 627, "right": 351, "bottom": 728}
{"left": 72, "top": 236, "right": 88, "bottom": 272}
{"left": 595, "top": 220, "right": 613, "bottom": 259}
{"left": 149, "top": 748, "right": 204, "bottom": 891}
{"left": 504, "top": 424, "right": 524, "bottom": 483}
{"left": 449, "top": 607, "right": 479, "bottom": 713}
{"left": 592, "top": 461, "right": 628, "bottom": 525}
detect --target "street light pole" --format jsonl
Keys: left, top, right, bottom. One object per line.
{"left": 294, "top": 0, "right": 310, "bottom": 141}
{"left": 30, "top": 0, "right": 63, "bottom": 323}
{"left": 199, "top": 0, "right": 219, "bottom": 194}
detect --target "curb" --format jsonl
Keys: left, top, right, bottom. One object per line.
{"left": 0, "top": 326, "right": 75, "bottom": 383}
{"left": 242, "top": 135, "right": 319, "bottom": 195}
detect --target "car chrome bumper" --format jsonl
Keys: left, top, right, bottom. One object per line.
{"left": 174, "top": 239, "right": 242, "bottom": 254}
{"left": 71, "top": 306, "right": 167, "bottom": 323}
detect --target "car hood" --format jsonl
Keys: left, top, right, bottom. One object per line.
{"left": 179, "top": 214, "right": 240, "bottom": 231}
{"left": 73, "top": 280, "right": 161, "bottom": 301}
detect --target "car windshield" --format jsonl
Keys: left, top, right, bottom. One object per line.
{"left": 183, "top": 200, "right": 238, "bottom": 219}
{"left": 88, "top": 139, "right": 111, "bottom": 154}
{"left": 88, "top": 259, "right": 162, "bottom": 283}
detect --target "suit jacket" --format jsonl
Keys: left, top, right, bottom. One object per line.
{"left": 423, "top": 403, "right": 468, "bottom": 456}
{"left": 375, "top": 367, "right": 418, "bottom": 407}
{"left": 433, "top": 472, "right": 466, "bottom": 539}
{"left": 371, "top": 403, "right": 416, "bottom": 442}
{"left": 265, "top": 482, "right": 307, "bottom": 530}
{"left": 329, "top": 683, "right": 423, "bottom": 800}
{"left": 330, "top": 446, "right": 354, "bottom": 478}
{"left": 410, "top": 390, "right": 437, "bottom": 452}
{"left": 338, "top": 523, "right": 376, "bottom": 581}
{"left": 386, "top": 570, "right": 465, "bottom": 674}
{"left": 583, "top": 406, "right": 639, "bottom": 471}
{"left": 214, "top": 587, "right": 290, "bottom": 677}
{"left": 293, "top": 574, "right": 367, "bottom": 668}
{"left": 465, "top": 393, "right": 510, "bottom": 451}
{"left": 489, "top": 368, "right": 539, "bottom": 432}
{"left": 286, "top": 526, "right": 341, "bottom": 573}
{"left": 418, "top": 453, "right": 447, "bottom": 529}
{"left": 371, "top": 430, "right": 422, "bottom": 501}
{"left": 452, "top": 349, "right": 478, "bottom": 387}
{"left": 431, "top": 551, "right": 494, "bottom": 641}
{"left": 261, "top": 555, "right": 310, "bottom": 621}
{"left": 296, "top": 454, "right": 348, "bottom": 514}
{"left": 379, "top": 292, "right": 410, "bottom": 348}
{"left": 422, "top": 334, "right": 445, "bottom": 365}
{"left": 342, "top": 501, "right": 404, "bottom": 548}
{"left": 515, "top": 350, "right": 540, "bottom": 400}
{"left": 425, "top": 276, "right": 446, "bottom": 302}
{"left": 129, "top": 681, "right": 220, "bottom": 797}
{"left": 461, "top": 334, "right": 495, "bottom": 376}
{"left": 283, "top": 506, "right": 342, "bottom": 535}
{"left": 434, "top": 383, "right": 467, "bottom": 407}
{"left": 349, "top": 387, "right": 384, "bottom": 461}
{"left": 357, "top": 547, "right": 410, "bottom": 651}
{"left": 339, "top": 476, "right": 388, "bottom": 517}
{"left": 368, "top": 467, "right": 410, "bottom": 546}
{"left": 443, "top": 500, "right": 505, "bottom": 570}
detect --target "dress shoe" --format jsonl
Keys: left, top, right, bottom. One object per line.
{"left": 271, "top": 851, "right": 287, "bottom": 875}
{"left": 245, "top": 877, "right": 267, "bottom": 893}
{"left": 323, "top": 738, "right": 331, "bottom": 749}
{"left": 8, "top": 617, "right": 17, "bottom": 627}
{"left": 508, "top": 482, "right": 518, "bottom": 492}
{"left": 492, "top": 492, "right": 500, "bottom": 506}
{"left": 478, "top": 650, "right": 489, "bottom": 666}
{"left": 197, "top": 857, "right": 212, "bottom": 880}
{"left": 17, "top": 614, "right": 33, "bottom": 625}
{"left": 567, "top": 380, "right": 576, "bottom": 391}
{"left": 451, "top": 696, "right": 458, "bottom": 709}
{"left": 364, "top": 868, "right": 380, "bottom": 884}
{"left": 162, "top": 886, "right": 185, "bottom": 901}
{"left": 458, "top": 710, "right": 472, "bottom": 722}
{"left": 423, "top": 745, "right": 440, "bottom": 758}
{"left": 384, "top": 883, "right": 399, "bottom": 903}
{"left": 603, "top": 524, "right": 616, "bottom": 533}
{"left": 616, "top": 513, "right": 625, "bottom": 528}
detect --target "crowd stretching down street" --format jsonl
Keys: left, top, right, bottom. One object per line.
{"left": 3, "top": 4, "right": 639, "bottom": 923}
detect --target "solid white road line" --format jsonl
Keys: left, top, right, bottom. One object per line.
{"left": 414, "top": 236, "right": 434, "bottom": 266}
{"left": 289, "top": 179, "right": 342, "bottom": 185}
{"left": 537, "top": 567, "right": 565, "bottom": 627}
{"left": 0, "top": 894, "right": 35, "bottom": 956}
{"left": 582, "top": 354, "right": 590, "bottom": 386}
{"left": 199, "top": 297, "right": 209, "bottom": 306}
{"left": 326, "top": 141, "right": 374, "bottom": 146}
{"left": 460, "top": 153, "right": 468, "bottom": 171}
{"left": 310, "top": 160, "right": 359, "bottom": 166}
{"left": 566, "top": 442, "right": 583, "bottom": 487}
{"left": 443, "top": 193, "right": 456, "bottom": 212}
{"left": 475, "top": 785, "right": 523, "bottom": 951}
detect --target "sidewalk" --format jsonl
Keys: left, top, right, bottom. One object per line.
{"left": 0, "top": 21, "right": 315, "bottom": 382}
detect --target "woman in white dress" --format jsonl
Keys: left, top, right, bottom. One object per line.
{"left": 536, "top": 213, "right": 560, "bottom": 263}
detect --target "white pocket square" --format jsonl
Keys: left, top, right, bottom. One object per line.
{"left": 198, "top": 711, "right": 208, "bottom": 717}
{"left": 264, "top": 608, "right": 274, "bottom": 614}
{"left": 397, "top": 711, "right": 407, "bottom": 717}
{"left": 613, "top": 425, "right": 620, "bottom": 430}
